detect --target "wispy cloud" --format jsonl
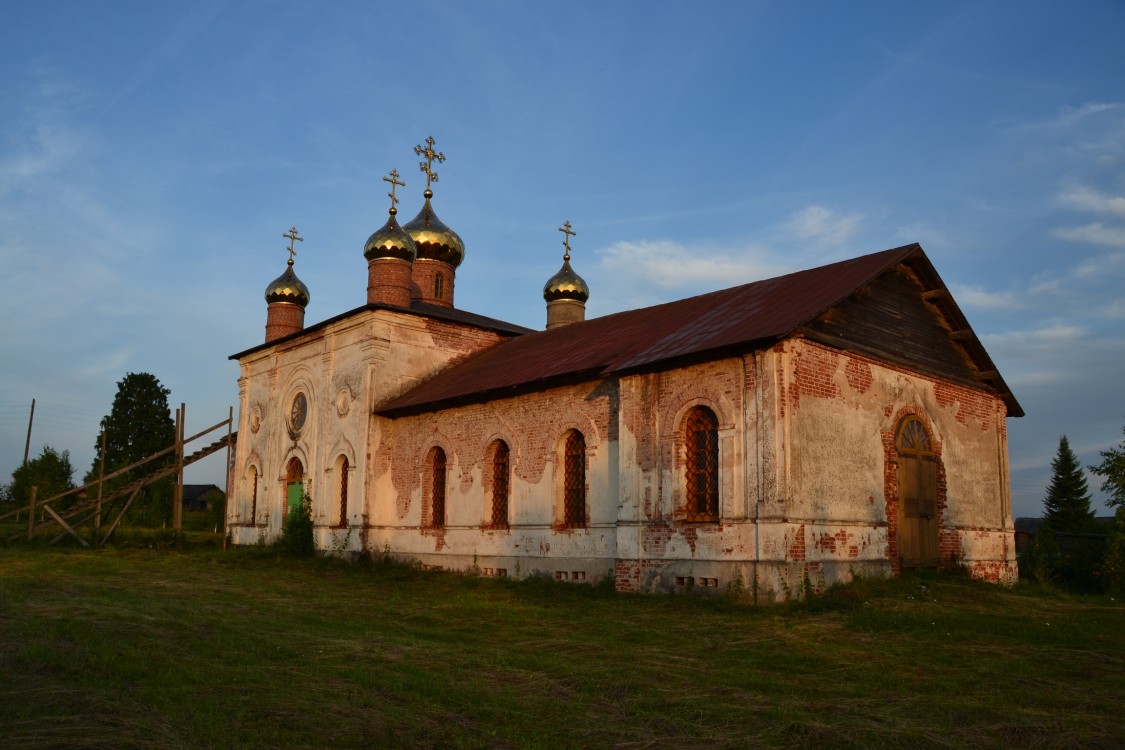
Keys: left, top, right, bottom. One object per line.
{"left": 1058, "top": 185, "right": 1125, "bottom": 217}
{"left": 949, "top": 283, "right": 1022, "bottom": 311}
{"left": 1053, "top": 223, "right": 1125, "bottom": 248}
{"left": 983, "top": 324, "right": 1085, "bottom": 349}
{"left": 786, "top": 206, "right": 864, "bottom": 247}
{"left": 1019, "top": 101, "right": 1123, "bottom": 131}
{"left": 1101, "top": 299, "right": 1125, "bottom": 318}
{"left": 598, "top": 240, "right": 785, "bottom": 292}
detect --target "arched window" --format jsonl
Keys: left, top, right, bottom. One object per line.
{"left": 683, "top": 406, "right": 719, "bottom": 522}
{"left": 489, "top": 440, "right": 510, "bottom": 529}
{"left": 562, "top": 430, "right": 586, "bottom": 528}
{"left": 896, "top": 416, "right": 939, "bottom": 568}
{"left": 246, "top": 465, "right": 259, "bottom": 525}
{"left": 426, "top": 447, "right": 446, "bottom": 529}
{"left": 336, "top": 455, "right": 349, "bottom": 527}
{"left": 434, "top": 272, "right": 445, "bottom": 300}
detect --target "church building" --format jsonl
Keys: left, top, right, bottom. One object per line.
{"left": 227, "top": 137, "right": 1022, "bottom": 597}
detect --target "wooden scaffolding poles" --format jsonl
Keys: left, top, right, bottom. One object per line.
{"left": 2, "top": 410, "right": 235, "bottom": 546}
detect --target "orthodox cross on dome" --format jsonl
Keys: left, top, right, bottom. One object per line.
{"left": 413, "top": 136, "right": 445, "bottom": 191}
{"left": 558, "top": 220, "right": 576, "bottom": 261}
{"left": 382, "top": 169, "right": 405, "bottom": 211}
{"left": 282, "top": 226, "right": 303, "bottom": 265}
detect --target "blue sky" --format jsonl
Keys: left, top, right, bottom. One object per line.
{"left": 1, "top": 1, "right": 1123, "bottom": 519}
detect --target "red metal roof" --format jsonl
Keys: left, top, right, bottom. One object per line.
{"left": 378, "top": 245, "right": 924, "bottom": 415}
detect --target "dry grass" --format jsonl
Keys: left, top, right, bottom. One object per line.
{"left": 1, "top": 546, "right": 1123, "bottom": 749}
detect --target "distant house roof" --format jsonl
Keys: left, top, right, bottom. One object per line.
{"left": 378, "top": 244, "right": 1023, "bottom": 418}
{"left": 183, "top": 484, "right": 222, "bottom": 502}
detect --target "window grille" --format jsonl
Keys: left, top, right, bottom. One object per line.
{"left": 286, "top": 457, "right": 303, "bottom": 484}
{"left": 490, "top": 441, "right": 510, "bottom": 529}
{"left": 563, "top": 431, "right": 586, "bottom": 528}
{"left": 249, "top": 467, "right": 258, "bottom": 525}
{"left": 338, "top": 456, "right": 349, "bottom": 526}
{"left": 896, "top": 417, "right": 933, "bottom": 453}
{"left": 684, "top": 407, "right": 719, "bottom": 522}
{"left": 430, "top": 448, "right": 446, "bottom": 529}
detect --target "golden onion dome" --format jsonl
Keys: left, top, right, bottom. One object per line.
{"left": 364, "top": 207, "right": 417, "bottom": 262}
{"left": 402, "top": 189, "right": 465, "bottom": 268}
{"left": 543, "top": 258, "right": 589, "bottom": 303}
{"left": 264, "top": 260, "right": 310, "bottom": 308}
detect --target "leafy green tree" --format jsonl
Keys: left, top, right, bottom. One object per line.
{"left": 86, "top": 372, "right": 176, "bottom": 525}
{"left": 1042, "top": 435, "right": 1096, "bottom": 533}
{"left": 8, "top": 445, "right": 76, "bottom": 507}
{"left": 1090, "top": 423, "right": 1125, "bottom": 509}
{"left": 1094, "top": 424, "right": 1125, "bottom": 593}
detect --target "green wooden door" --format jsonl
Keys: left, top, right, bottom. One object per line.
{"left": 287, "top": 481, "right": 303, "bottom": 515}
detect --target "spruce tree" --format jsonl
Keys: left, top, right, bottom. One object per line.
{"left": 1043, "top": 435, "right": 1096, "bottom": 533}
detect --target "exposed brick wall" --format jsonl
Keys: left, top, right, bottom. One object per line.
{"left": 367, "top": 258, "right": 413, "bottom": 307}
{"left": 614, "top": 559, "right": 665, "bottom": 593}
{"left": 375, "top": 379, "right": 612, "bottom": 535}
{"left": 411, "top": 258, "right": 455, "bottom": 308}
{"left": 934, "top": 380, "right": 997, "bottom": 431}
{"left": 265, "top": 302, "right": 305, "bottom": 343}
{"left": 790, "top": 343, "right": 840, "bottom": 411}
{"left": 844, "top": 358, "right": 873, "bottom": 394}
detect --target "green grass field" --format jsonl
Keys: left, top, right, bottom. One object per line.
{"left": 1, "top": 546, "right": 1122, "bottom": 749}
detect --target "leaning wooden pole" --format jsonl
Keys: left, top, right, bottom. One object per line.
{"left": 223, "top": 406, "right": 233, "bottom": 550}
{"left": 173, "top": 403, "right": 185, "bottom": 531}
{"left": 23, "top": 398, "right": 35, "bottom": 467}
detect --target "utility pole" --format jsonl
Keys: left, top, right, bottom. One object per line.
{"left": 23, "top": 398, "right": 35, "bottom": 466}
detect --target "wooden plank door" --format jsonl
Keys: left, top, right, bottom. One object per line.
{"left": 899, "top": 453, "right": 938, "bottom": 567}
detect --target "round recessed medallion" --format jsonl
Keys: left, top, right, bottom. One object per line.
{"left": 290, "top": 393, "right": 308, "bottom": 433}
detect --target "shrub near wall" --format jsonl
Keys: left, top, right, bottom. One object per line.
{"left": 277, "top": 494, "right": 314, "bottom": 556}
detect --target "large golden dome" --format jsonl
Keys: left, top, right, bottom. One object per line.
{"left": 403, "top": 189, "right": 465, "bottom": 268}
{"left": 264, "top": 261, "right": 310, "bottom": 307}
{"left": 364, "top": 207, "right": 417, "bottom": 262}
{"left": 543, "top": 258, "right": 589, "bottom": 303}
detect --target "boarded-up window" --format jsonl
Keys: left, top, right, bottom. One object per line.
{"left": 562, "top": 431, "right": 586, "bottom": 528}
{"left": 490, "top": 440, "right": 510, "bottom": 529}
{"left": 896, "top": 416, "right": 938, "bottom": 567}
{"left": 427, "top": 447, "right": 446, "bottom": 529}
{"left": 684, "top": 406, "right": 719, "bottom": 522}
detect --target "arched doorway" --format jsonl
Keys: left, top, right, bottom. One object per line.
{"left": 896, "top": 416, "right": 939, "bottom": 568}
{"left": 286, "top": 457, "right": 304, "bottom": 517}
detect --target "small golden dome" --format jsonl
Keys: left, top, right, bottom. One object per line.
{"left": 403, "top": 189, "right": 465, "bottom": 268}
{"left": 264, "top": 261, "right": 310, "bottom": 307}
{"left": 543, "top": 258, "right": 589, "bottom": 303}
{"left": 364, "top": 208, "right": 417, "bottom": 262}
